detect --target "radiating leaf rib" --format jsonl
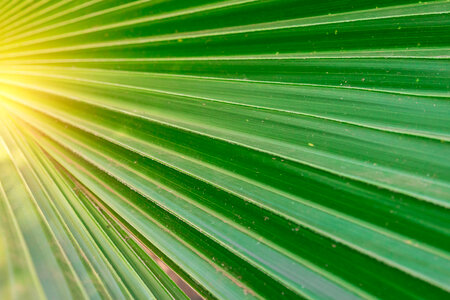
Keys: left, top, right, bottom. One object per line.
{"left": 2, "top": 66, "right": 450, "bottom": 139}
{"left": 3, "top": 87, "right": 446, "bottom": 292}
{"left": 1, "top": 74, "right": 449, "bottom": 207}
{"left": 30, "top": 128, "right": 260, "bottom": 300}
{"left": 0, "top": 118, "right": 80, "bottom": 299}
{"left": 0, "top": 161, "right": 45, "bottom": 300}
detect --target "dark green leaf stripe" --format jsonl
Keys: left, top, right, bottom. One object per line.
{"left": 0, "top": 1, "right": 449, "bottom": 299}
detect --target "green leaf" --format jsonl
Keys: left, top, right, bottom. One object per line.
{"left": 0, "top": 1, "right": 449, "bottom": 299}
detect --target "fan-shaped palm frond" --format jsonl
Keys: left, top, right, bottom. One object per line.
{"left": 0, "top": 1, "right": 449, "bottom": 299}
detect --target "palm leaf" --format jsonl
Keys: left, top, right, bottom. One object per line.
{"left": 0, "top": 0, "right": 449, "bottom": 299}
